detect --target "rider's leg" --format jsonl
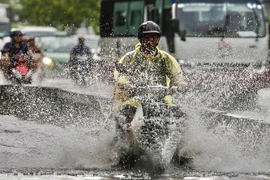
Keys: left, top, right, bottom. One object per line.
{"left": 110, "top": 105, "right": 137, "bottom": 165}
{"left": 114, "top": 105, "right": 137, "bottom": 140}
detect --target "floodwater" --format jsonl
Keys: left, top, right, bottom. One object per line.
{"left": 1, "top": 73, "right": 270, "bottom": 179}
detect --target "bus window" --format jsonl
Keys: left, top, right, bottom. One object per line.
{"left": 113, "top": 2, "right": 129, "bottom": 35}
{"left": 164, "top": 0, "right": 172, "bottom": 8}
{"left": 146, "top": 0, "right": 162, "bottom": 30}
{"left": 102, "top": 0, "right": 168, "bottom": 37}
{"left": 128, "top": 1, "right": 144, "bottom": 35}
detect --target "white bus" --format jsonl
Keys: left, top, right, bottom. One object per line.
{"left": 100, "top": 0, "right": 268, "bottom": 71}
{"left": 99, "top": 0, "right": 270, "bottom": 108}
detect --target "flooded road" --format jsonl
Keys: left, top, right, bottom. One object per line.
{"left": 1, "top": 74, "right": 270, "bottom": 179}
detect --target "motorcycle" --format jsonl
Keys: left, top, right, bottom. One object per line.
{"left": 9, "top": 53, "right": 33, "bottom": 84}
{"left": 69, "top": 54, "right": 92, "bottom": 86}
{"left": 111, "top": 85, "right": 189, "bottom": 172}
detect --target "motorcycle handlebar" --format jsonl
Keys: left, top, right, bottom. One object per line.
{"left": 120, "top": 84, "right": 181, "bottom": 95}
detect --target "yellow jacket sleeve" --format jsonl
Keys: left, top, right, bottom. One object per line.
{"left": 162, "top": 51, "right": 187, "bottom": 87}
{"left": 113, "top": 53, "right": 132, "bottom": 102}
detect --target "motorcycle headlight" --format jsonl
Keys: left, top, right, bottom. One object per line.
{"left": 42, "top": 57, "right": 54, "bottom": 66}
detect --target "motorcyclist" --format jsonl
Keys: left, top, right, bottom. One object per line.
{"left": 0, "top": 30, "right": 33, "bottom": 79}
{"left": 27, "top": 36, "right": 45, "bottom": 80}
{"left": 27, "top": 36, "right": 43, "bottom": 55}
{"left": 27, "top": 37, "right": 44, "bottom": 66}
{"left": 112, "top": 21, "right": 187, "bottom": 149}
{"left": 69, "top": 35, "right": 92, "bottom": 79}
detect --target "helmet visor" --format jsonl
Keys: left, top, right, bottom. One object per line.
{"left": 142, "top": 30, "right": 160, "bottom": 34}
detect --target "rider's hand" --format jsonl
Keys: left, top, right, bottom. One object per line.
{"left": 1, "top": 54, "right": 9, "bottom": 63}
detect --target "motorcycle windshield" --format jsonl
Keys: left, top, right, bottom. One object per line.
{"left": 176, "top": 1, "right": 266, "bottom": 37}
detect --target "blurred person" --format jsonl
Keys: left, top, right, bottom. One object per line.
{"left": 27, "top": 37, "right": 44, "bottom": 65}
{"left": 0, "top": 30, "right": 33, "bottom": 79}
{"left": 27, "top": 36, "right": 45, "bottom": 80}
{"left": 27, "top": 36, "right": 43, "bottom": 54}
{"left": 69, "top": 35, "right": 92, "bottom": 79}
{"left": 69, "top": 35, "right": 92, "bottom": 62}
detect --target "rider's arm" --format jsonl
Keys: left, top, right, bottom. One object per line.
{"left": 1, "top": 43, "right": 10, "bottom": 60}
{"left": 114, "top": 53, "right": 131, "bottom": 85}
{"left": 114, "top": 54, "right": 132, "bottom": 101}
{"left": 165, "top": 52, "right": 188, "bottom": 93}
{"left": 35, "top": 46, "right": 45, "bottom": 57}
{"left": 22, "top": 42, "right": 33, "bottom": 57}
{"left": 0, "top": 52, "right": 9, "bottom": 62}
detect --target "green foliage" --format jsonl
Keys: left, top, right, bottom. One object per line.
{"left": 0, "top": 0, "right": 11, "bottom": 4}
{"left": 20, "top": 0, "right": 100, "bottom": 33}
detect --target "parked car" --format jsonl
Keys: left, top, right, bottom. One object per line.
{"left": 18, "top": 26, "right": 57, "bottom": 37}
{"left": 38, "top": 35, "right": 101, "bottom": 78}
{"left": 38, "top": 36, "right": 76, "bottom": 76}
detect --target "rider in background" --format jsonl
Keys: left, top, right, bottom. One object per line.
{"left": 27, "top": 36, "right": 43, "bottom": 55}
{"left": 0, "top": 30, "right": 32, "bottom": 79}
{"left": 69, "top": 35, "right": 92, "bottom": 62}
{"left": 113, "top": 21, "right": 187, "bottom": 140}
{"left": 69, "top": 35, "right": 92, "bottom": 78}
{"left": 27, "top": 36, "right": 45, "bottom": 79}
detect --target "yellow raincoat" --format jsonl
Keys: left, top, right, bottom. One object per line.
{"left": 113, "top": 43, "right": 187, "bottom": 110}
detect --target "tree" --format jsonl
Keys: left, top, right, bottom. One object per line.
{"left": 20, "top": 0, "right": 100, "bottom": 33}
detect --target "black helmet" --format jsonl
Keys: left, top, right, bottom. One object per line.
{"left": 137, "top": 21, "right": 161, "bottom": 41}
{"left": 10, "top": 30, "right": 23, "bottom": 37}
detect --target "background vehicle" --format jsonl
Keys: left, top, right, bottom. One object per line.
{"left": 69, "top": 54, "right": 92, "bottom": 86}
{"left": 38, "top": 36, "right": 76, "bottom": 77}
{"left": 112, "top": 85, "right": 187, "bottom": 170}
{"left": 18, "top": 26, "right": 57, "bottom": 37}
{"left": 9, "top": 53, "right": 33, "bottom": 84}
{"left": 0, "top": 3, "right": 11, "bottom": 49}
{"left": 99, "top": 0, "right": 270, "bottom": 110}
{"left": 0, "top": 3, "right": 11, "bottom": 38}
{"left": 0, "top": 26, "right": 57, "bottom": 51}
{"left": 38, "top": 35, "right": 100, "bottom": 78}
